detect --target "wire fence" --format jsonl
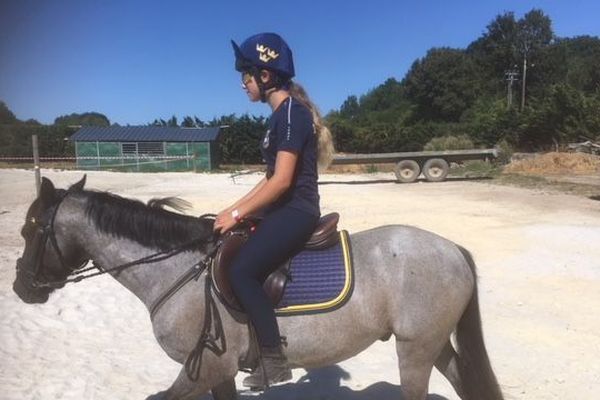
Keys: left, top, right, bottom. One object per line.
{"left": 0, "top": 155, "right": 197, "bottom": 172}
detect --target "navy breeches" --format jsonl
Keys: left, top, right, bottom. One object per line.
{"left": 228, "top": 206, "right": 318, "bottom": 347}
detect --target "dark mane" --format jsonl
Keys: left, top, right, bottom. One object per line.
{"left": 83, "top": 190, "right": 215, "bottom": 251}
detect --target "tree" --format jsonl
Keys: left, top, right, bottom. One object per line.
{"left": 359, "top": 78, "right": 405, "bottom": 113}
{"left": 542, "top": 36, "right": 600, "bottom": 94}
{"left": 0, "top": 101, "right": 18, "bottom": 124}
{"left": 339, "top": 95, "right": 360, "bottom": 119}
{"left": 404, "top": 48, "right": 482, "bottom": 122}
{"left": 167, "top": 115, "right": 178, "bottom": 127}
{"left": 467, "top": 11, "right": 520, "bottom": 84}
{"left": 521, "top": 83, "right": 599, "bottom": 149}
{"left": 516, "top": 9, "right": 554, "bottom": 109}
{"left": 179, "top": 115, "right": 206, "bottom": 128}
{"left": 150, "top": 118, "right": 167, "bottom": 126}
{"left": 54, "top": 112, "right": 110, "bottom": 126}
{"left": 215, "top": 114, "right": 267, "bottom": 164}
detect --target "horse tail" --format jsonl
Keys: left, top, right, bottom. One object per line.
{"left": 455, "top": 245, "right": 504, "bottom": 400}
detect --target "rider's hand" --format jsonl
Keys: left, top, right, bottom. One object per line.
{"left": 214, "top": 210, "right": 237, "bottom": 234}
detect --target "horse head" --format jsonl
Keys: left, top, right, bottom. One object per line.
{"left": 13, "top": 175, "right": 89, "bottom": 304}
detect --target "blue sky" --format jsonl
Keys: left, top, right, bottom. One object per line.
{"left": 1, "top": 0, "right": 599, "bottom": 125}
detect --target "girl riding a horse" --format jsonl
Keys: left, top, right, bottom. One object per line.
{"left": 213, "top": 32, "right": 334, "bottom": 388}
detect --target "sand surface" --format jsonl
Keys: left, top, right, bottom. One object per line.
{"left": 1, "top": 169, "right": 599, "bottom": 400}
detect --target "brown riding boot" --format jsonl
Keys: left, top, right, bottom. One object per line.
{"left": 242, "top": 345, "right": 292, "bottom": 390}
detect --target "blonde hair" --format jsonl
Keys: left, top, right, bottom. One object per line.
{"left": 288, "top": 81, "right": 335, "bottom": 170}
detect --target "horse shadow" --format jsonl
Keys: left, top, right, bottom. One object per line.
{"left": 201, "top": 365, "right": 450, "bottom": 400}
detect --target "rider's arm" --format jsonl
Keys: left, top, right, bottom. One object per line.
{"left": 235, "top": 150, "right": 297, "bottom": 217}
{"left": 214, "top": 150, "right": 297, "bottom": 233}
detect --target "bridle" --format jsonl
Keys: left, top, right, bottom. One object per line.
{"left": 15, "top": 191, "right": 229, "bottom": 382}
{"left": 15, "top": 191, "right": 85, "bottom": 289}
{"left": 16, "top": 192, "right": 218, "bottom": 291}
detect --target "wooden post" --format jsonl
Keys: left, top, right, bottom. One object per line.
{"left": 32, "top": 135, "right": 41, "bottom": 197}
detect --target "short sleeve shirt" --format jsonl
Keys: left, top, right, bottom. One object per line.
{"left": 260, "top": 97, "right": 320, "bottom": 216}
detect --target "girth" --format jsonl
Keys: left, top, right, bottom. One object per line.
{"left": 212, "top": 212, "right": 340, "bottom": 311}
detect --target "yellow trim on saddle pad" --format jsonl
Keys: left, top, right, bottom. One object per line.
{"left": 276, "top": 230, "right": 353, "bottom": 315}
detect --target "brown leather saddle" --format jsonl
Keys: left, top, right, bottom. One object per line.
{"left": 211, "top": 212, "right": 340, "bottom": 311}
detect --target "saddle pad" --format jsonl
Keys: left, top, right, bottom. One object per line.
{"left": 275, "top": 230, "right": 353, "bottom": 315}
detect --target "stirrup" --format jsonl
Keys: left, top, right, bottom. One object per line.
{"left": 242, "top": 346, "right": 292, "bottom": 390}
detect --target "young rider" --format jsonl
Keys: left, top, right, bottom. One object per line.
{"left": 213, "top": 32, "right": 334, "bottom": 388}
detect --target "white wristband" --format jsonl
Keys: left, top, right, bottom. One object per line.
{"left": 231, "top": 209, "right": 241, "bottom": 221}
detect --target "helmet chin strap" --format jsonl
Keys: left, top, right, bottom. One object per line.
{"left": 250, "top": 68, "right": 288, "bottom": 103}
{"left": 252, "top": 71, "right": 275, "bottom": 103}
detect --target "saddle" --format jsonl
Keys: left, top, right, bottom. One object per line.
{"left": 212, "top": 212, "right": 340, "bottom": 311}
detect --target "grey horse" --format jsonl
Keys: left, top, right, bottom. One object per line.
{"left": 13, "top": 176, "right": 504, "bottom": 400}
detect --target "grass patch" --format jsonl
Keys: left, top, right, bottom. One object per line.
{"left": 449, "top": 160, "right": 500, "bottom": 178}
{"left": 365, "top": 164, "right": 379, "bottom": 173}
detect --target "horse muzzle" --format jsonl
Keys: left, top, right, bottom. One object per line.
{"left": 13, "top": 258, "right": 50, "bottom": 304}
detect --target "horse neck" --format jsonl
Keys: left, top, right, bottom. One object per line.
{"left": 61, "top": 195, "right": 207, "bottom": 311}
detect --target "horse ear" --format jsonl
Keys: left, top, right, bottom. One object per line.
{"left": 69, "top": 174, "right": 87, "bottom": 192}
{"left": 40, "top": 177, "right": 56, "bottom": 203}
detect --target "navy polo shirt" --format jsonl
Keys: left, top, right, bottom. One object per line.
{"left": 260, "top": 97, "right": 320, "bottom": 217}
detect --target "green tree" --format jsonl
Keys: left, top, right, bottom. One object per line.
{"left": 180, "top": 115, "right": 205, "bottom": 128}
{"left": 0, "top": 101, "right": 18, "bottom": 124}
{"left": 520, "top": 83, "right": 591, "bottom": 149}
{"left": 167, "top": 115, "right": 178, "bottom": 127}
{"left": 467, "top": 11, "right": 520, "bottom": 87}
{"left": 404, "top": 48, "right": 482, "bottom": 122}
{"left": 516, "top": 9, "right": 554, "bottom": 105}
{"left": 215, "top": 114, "right": 267, "bottom": 164}
{"left": 54, "top": 112, "right": 110, "bottom": 126}
{"left": 150, "top": 118, "right": 167, "bottom": 126}
{"left": 462, "top": 99, "right": 521, "bottom": 146}
{"left": 339, "top": 95, "right": 360, "bottom": 119}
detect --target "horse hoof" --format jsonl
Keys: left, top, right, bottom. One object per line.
{"left": 145, "top": 390, "right": 168, "bottom": 400}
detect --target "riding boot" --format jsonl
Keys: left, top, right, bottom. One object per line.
{"left": 242, "top": 345, "right": 292, "bottom": 390}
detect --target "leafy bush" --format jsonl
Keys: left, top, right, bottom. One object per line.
{"left": 424, "top": 135, "right": 475, "bottom": 151}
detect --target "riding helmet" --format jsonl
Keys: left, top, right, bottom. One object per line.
{"left": 231, "top": 32, "right": 295, "bottom": 79}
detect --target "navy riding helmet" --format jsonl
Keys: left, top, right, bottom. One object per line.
{"left": 231, "top": 33, "right": 295, "bottom": 100}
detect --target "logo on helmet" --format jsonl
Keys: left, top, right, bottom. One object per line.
{"left": 256, "top": 44, "right": 280, "bottom": 63}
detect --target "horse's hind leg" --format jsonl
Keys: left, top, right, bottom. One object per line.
{"left": 434, "top": 340, "right": 464, "bottom": 399}
{"left": 396, "top": 339, "right": 435, "bottom": 400}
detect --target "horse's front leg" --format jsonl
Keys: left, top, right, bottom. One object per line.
{"left": 145, "top": 364, "right": 238, "bottom": 400}
{"left": 211, "top": 378, "right": 238, "bottom": 400}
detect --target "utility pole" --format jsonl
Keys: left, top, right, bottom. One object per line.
{"left": 520, "top": 54, "right": 528, "bottom": 111}
{"left": 504, "top": 69, "right": 519, "bottom": 108}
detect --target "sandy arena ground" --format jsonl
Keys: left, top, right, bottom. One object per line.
{"left": 1, "top": 168, "right": 599, "bottom": 400}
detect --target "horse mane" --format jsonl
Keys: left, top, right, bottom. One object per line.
{"left": 83, "top": 190, "right": 215, "bottom": 251}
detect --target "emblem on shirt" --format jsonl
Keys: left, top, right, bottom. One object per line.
{"left": 262, "top": 129, "right": 270, "bottom": 148}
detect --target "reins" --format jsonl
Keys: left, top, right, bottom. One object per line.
{"left": 50, "top": 234, "right": 217, "bottom": 288}
{"left": 22, "top": 198, "right": 229, "bottom": 382}
{"left": 30, "top": 212, "right": 218, "bottom": 290}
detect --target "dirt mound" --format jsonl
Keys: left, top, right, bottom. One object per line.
{"left": 504, "top": 152, "right": 600, "bottom": 175}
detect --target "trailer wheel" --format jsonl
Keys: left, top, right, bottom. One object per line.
{"left": 423, "top": 158, "right": 449, "bottom": 182}
{"left": 395, "top": 160, "right": 420, "bottom": 183}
